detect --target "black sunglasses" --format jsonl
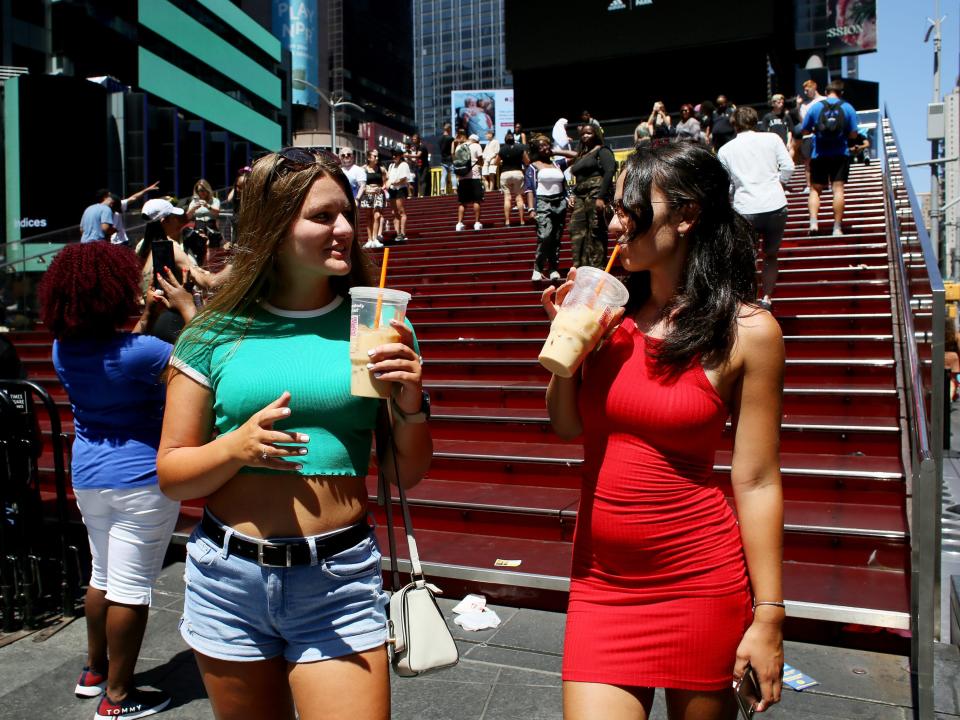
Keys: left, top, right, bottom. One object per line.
{"left": 263, "top": 146, "right": 341, "bottom": 200}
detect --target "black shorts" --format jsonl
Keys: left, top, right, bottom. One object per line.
{"left": 810, "top": 155, "right": 851, "bottom": 186}
{"left": 389, "top": 187, "right": 409, "bottom": 200}
{"left": 457, "top": 179, "right": 484, "bottom": 204}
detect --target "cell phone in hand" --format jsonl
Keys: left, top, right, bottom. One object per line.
{"left": 734, "top": 665, "right": 763, "bottom": 719}
{"left": 150, "top": 240, "right": 176, "bottom": 290}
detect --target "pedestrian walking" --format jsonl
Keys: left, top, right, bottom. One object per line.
{"left": 454, "top": 133, "right": 484, "bottom": 232}
{"left": 499, "top": 130, "right": 528, "bottom": 227}
{"left": 801, "top": 80, "right": 859, "bottom": 236}
{"left": 567, "top": 124, "right": 616, "bottom": 269}
{"left": 524, "top": 134, "right": 570, "bottom": 281}
{"left": 385, "top": 150, "right": 410, "bottom": 242}
{"left": 719, "top": 106, "right": 795, "bottom": 310}
{"left": 359, "top": 150, "right": 386, "bottom": 249}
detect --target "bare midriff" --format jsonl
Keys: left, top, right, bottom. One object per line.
{"left": 204, "top": 473, "right": 368, "bottom": 538}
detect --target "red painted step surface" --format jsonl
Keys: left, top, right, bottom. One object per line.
{"left": 12, "top": 162, "right": 911, "bottom": 636}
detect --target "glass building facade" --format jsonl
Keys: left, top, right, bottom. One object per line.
{"left": 413, "top": 0, "right": 512, "bottom": 137}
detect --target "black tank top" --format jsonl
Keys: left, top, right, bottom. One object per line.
{"left": 365, "top": 167, "right": 381, "bottom": 185}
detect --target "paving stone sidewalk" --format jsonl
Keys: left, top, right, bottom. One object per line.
{"left": 1, "top": 561, "right": 958, "bottom": 719}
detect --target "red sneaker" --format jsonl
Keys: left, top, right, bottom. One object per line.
{"left": 95, "top": 688, "right": 171, "bottom": 718}
{"left": 74, "top": 666, "right": 107, "bottom": 698}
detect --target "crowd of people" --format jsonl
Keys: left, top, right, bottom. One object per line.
{"left": 48, "top": 76, "right": 872, "bottom": 719}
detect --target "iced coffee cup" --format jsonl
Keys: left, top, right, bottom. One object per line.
{"left": 349, "top": 287, "right": 412, "bottom": 398}
{"left": 538, "top": 266, "right": 629, "bottom": 378}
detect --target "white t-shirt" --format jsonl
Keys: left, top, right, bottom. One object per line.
{"left": 188, "top": 196, "right": 220, "bottom": 222}
{"left": 799, "top": 93, "right": 825, "bottom": 121}
{"left": 468, "top": 142, "right": 483, "bottom": 180}
{"left": 112, "top": 199, "right": 129, "bottom": 245}
{"left": 342, "top": 164, "right": 367, "bottom": 198}
{"left": 717, "top": 131, "right": 794, "bottom": 215}
{"left": 387, "top": 162, "right": 410, "bottom": 187}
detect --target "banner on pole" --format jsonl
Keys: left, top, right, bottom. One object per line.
{"left": 273, "top": 0, "right": 320, "bottom": 108}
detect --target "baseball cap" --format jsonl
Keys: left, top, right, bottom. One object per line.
{"left": 468, "top": 134, "right": 479, "bottom": 142}
{"left": 142, "top": 198, "right": 185, "bottom": 222}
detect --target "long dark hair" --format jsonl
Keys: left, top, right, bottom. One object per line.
{"left": 619, "top": 141, "right": 757, "bottom": 370}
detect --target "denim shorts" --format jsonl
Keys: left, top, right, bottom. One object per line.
{"left": 179, "top": 522, "right": 388, "bottom": 663}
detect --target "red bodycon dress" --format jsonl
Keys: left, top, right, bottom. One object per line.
{"left": 562, "top": 317, "right": 753, "bottom": 691}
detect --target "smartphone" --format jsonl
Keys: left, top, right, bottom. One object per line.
{"left": 150, "top": 240, "right": 176, "bottom": 290}
{"left": 734, "top": 665, "right": 763, "bottom": 719}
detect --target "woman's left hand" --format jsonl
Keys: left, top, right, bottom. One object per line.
{"left": 734, "top": 614, "right": 784, "bottom": 712}
{"left": 366, "top": 318, "right": 423, "bottom": 413}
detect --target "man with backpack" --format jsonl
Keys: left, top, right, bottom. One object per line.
{"left": 801, "top": 80, "right": 859, "bottom": 236}
{"left": 454, "top": 133, "right": 485, "bottom": 231}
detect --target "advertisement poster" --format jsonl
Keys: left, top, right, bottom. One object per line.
{"left": 826, "top": 0, "right": 877, "bottom": 56}
{"left": 273, "top": 0, "right": 319, "bottom": 108}
{"left": 451, "top": 90, "right": 514, "bottom": 143}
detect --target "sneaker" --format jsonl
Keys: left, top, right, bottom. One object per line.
{"left": 473, "top": 222, "right": 483, "bottom": 231}
{"left": 394, "top": 234, "right": 407, "bottom": 244}
{"left": 808, "top": 227, "right": 819, "bottom": 237}
{"left": 95, "top": 688, "right": 171, "bottom": 718}
{"left": 832, "top": 225, "right": 844, "bottom": 236}
{"left": 531, "top": 270, "right": 543, "bottom": 281}
{"left": 455, "top": 222, "right": 465, "bottom": 232}
{"left": 369, "top": 239, "right": 384, "bottom": 249}
{"left": 75, "top": 666, "right": 107, "bottom": 698}
{"left": 362, "top": 240, "right": 374, "bottom": 249}
{"left": 549, "top": 270, "right": 561, "bottom": 281}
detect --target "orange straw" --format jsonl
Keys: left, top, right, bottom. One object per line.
{"left": 603, "top": 243, "right": 621, "bottom": 274}
{"left": 593, "top": 244, "right": 622, "bottom": 301}
{"left": 374, "top": 248, "right": 390, "bottom": 328}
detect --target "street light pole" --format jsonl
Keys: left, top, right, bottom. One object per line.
{"left": 292, "top": 78, "right": 364, "bottom": 154}
{"left": 927, "top": 3, "right": 945, "bottom": 271}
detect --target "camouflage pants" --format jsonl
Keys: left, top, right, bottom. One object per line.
{"left": 534, "top": 194, "right": 567, "bottom": 273}
{"left": 568, "top": 175, "right": 609, "bottom": 269}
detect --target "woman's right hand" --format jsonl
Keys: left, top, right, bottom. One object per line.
{"left": 227, "top": 392, "right": 309, "bottom": 472}
{"left": 541, "top": 268, "right": 577, "bottom": 321}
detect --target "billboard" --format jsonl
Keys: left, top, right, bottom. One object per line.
{"left": 505, "top": 0, "right": 776, "bottom": 70}
{"left": 451, "top": 90, "right": 514, "bottom": 143}
{"left": 273, "top": 0, "right": 320, "bottom": 108}
{"left": 826, "top": 0, "right": 877, "bottom": 57}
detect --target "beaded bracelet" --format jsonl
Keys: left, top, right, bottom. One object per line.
{"left": 753, "top": 601, "right": 786, "bottom": 610}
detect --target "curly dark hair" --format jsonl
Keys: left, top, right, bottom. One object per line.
{"left": 619, "top": 141, "right": 758, "bottom": 371}
{"left": 39, "top": 242, "right": 142, "bottom": 340}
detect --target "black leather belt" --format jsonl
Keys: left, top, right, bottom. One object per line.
{"left": 200, "top": 510, "right": 371, "bottom": 568}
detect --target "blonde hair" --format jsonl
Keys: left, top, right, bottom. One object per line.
{"left": 193, "top": 178, "right": 214, "bottom": 197}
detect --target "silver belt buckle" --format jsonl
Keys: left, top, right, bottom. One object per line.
{"left": 257, "top": 541, "right": 293, "bottom": 568}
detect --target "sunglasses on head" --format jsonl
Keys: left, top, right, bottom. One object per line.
{"left": 262, "top": 146, "right": 341, "bottom": 200}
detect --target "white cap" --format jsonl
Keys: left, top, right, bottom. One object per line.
{"left": 142, "top": 198, "right": 184, "bottom": 222}
{"left": 468, "top": 134, "right": 480, "bottom": 142}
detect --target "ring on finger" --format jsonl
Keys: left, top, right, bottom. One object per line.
{"left": 260, "top": 450, "right": 269, "bottom": 462}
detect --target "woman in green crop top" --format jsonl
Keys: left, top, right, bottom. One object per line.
{"left": 157, "top": 148, "right": 431, "bottom": 720}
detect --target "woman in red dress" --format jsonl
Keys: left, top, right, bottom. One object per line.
{"left": 543, "top": 141, "right": 784, "bottom": 719}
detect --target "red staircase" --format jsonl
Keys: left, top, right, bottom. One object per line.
{"left": 16, "top": 159, "right": 911, "bottom": 640}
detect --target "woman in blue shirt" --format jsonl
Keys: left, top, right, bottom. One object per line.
{"left": 40, "top": 242, "right": 196, "bottom": 718}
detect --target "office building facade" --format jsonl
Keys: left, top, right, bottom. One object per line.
{"left": 2, "top": 0, "right": 291, "bottom": 249}
{"left": 413, "top": 0, "right": 512, "bottom": 138}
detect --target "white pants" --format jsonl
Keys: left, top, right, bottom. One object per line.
{"left": 74, "top": 485, "right": 180, "bottom": 605}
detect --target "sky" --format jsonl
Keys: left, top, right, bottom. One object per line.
{"left": 858, "top": 0, "right": 960, "bottom": 193}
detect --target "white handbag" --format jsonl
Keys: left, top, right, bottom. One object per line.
{"left": 377, "top": 404, "right": 459, "bottom": 677}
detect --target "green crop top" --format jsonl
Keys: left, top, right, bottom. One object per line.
{"left": 170, "top": 296, "right": 418, "bottom": 477}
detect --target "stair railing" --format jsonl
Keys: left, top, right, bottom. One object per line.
{"left": 881, "top": 110, "right": 944, "bottom": 720}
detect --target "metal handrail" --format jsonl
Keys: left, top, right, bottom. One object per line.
{"left": 881, "top": 109, "right": 943, "bottom": 720}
